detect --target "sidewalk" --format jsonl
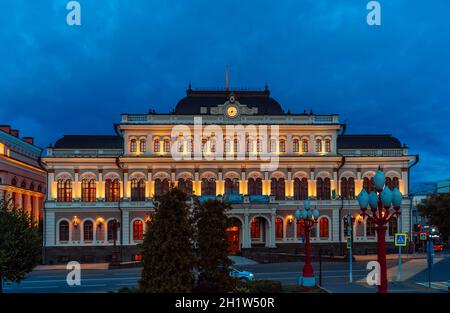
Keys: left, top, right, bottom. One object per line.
{"left": 354, "top": 253, "right": 428, "bottom": 261}
{"left": 34, "top": 263, "right": 109, "bottom": 271}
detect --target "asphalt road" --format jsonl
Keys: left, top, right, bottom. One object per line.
{"left": 3, "top": 254, "right": 450, "bottom": 293}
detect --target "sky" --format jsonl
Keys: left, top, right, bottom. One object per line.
{"left": 0, "top": 0, "right": 449, "bottom": 184}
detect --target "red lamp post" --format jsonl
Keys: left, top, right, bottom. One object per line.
{"left": 295, "top": 200, "right": 320, "bottom": 287}
{"left": 357, "top": 169, "right": 403, "bottom": 293}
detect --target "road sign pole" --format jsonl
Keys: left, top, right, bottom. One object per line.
{"left": 397, "top": 245, "right": 402, "bottom": 281}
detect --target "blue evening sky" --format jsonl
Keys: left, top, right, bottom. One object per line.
{"left": 0, "top": 0, "right": 449, "bottom": 185}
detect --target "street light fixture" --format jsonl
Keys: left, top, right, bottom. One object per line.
{"left": 295, "top": 199, "right": 320, "bottom": 287}
{"left": 357, "top": 169, "right": 402, "bottom": 293}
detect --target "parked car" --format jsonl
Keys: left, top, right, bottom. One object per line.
{"left": 229, "top": 267, "right": 255, "bottom": 281}
{"left": 434, "top": 243, "right": 444, "bottom": 252}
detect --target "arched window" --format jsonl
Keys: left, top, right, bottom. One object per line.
{"left": 29, "top": 183, "right": 34, "bottom": 191}
{"left": 21, "top": 180, "right": 26, "bottom": 189}
{"left": 248, "top": 178, "right": 262, "bottom": 196}
{"left": 130, "top": 139, "right": 137, "bottom": 153}
{"left": 388, "top": 217, "right": 398, "bottom": 236}
{"left": 178, "top": 178, "right": 193, "bottom": 194}
{"left": 131, "top": 178, "right": 146, "bottom": 201}
{"left": 275, "top": 217, "right": 283, "bottom": 239}
{"left": 319, "top": 218, "right": 329, "bottom": 238}
{"left": 224, "top": 139, "right": 231, "bottom": 152}
{"left": 133, "top": 220, "right": 144, "bottom": 241}
{"left": 293, "top": 139, "right": 299, "bottom": 153}
{"left": 271, "top": 178, "right": 285, "bottom": 200}
{"left": 154, "top": 139, "right": 160, "bottom": 152}
{"left": 386, "top": 177, "right": 400, "bottom": 191}
{"left": 325, "top": 139, "right": 331, "bottom": 153}
{"left": 316, "top": 177, "right": 331, "bottom": 200}
{"left": 279, "top": 139, "right": 286, "bottom": 153}
{"left": 341, "top": 177, "right": 355, "bottom": 200}
{"left": 140, "top": 139, "right": 146, "bottom": 153}
{"left": 83, "top": 221, "right": 93, "bottom": 241}
{"left": 315, "top": 139, "right": 322, "bottom": 153}
{"left": 163, "top": 139, "right": 170, "bottom": 153}
{"left": 59, "top": 221, "right": 69, "bottom": 242}
{"left": 270, "top": 139, "right": 277, "bottom": 153}
{"left": 302, "top": 139, "right": 308, "bottom": 153}
{"left": 201, "top": 178, "right": 216, "bottom": 196}
{"left": 250, "top": 218, "right": 261, "bottom": 239}
{"left": 11, "top": 177, "right": 17, "bottom": 186}
{"left": 393, "top": 177, "right": 399, "bottom": 189}
{"left": 233, "top": 138, "right": 239, "bottom": 153}
{"left": 246, "top": 138, "right": 253, "bottom": 153}
{"left": 155, "top": 178, "right": 169, "bottom": 196}
{"left": 225, "top": 178, "right": 239, "bottom": 195}
{"left": 81, "top": 178, "right": 96, "bottom": 202}
{"left": 105, "top": 178, "right": 120, "bottom": 202}
{"left": 363, "top": 177, "right": 375, "bottom": 193}
{"left": 57, "top": 179, "right": 72, "bottom": 202}
{"left": 294, "top": 177, "right": 308, "bottom": 200}
{"left": 107, "top": 220, "right": 117, "bottom": 241}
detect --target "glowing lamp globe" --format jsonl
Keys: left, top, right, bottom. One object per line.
{"left": 301, "top": 208, "right": 307, "bottom": 218}
{"left": 304, "top": 199, "right": 311, "bottom": 210}
{"left": 392, "top": 187, "right": 402, "bottom": 208}
{"left": 313, "top": 209, "right": 320, "bottom": 219}
{"left": 357, "top": 189, "right": 369, "bottom": 210}
{"left": 374, "top": 170, "right": 385, "bottom": 190}
{"left": 381, "top": 187, "right": 393, "bottom": 207}
{"left": 369, "top": 191, "right": 378, "bottom": 211}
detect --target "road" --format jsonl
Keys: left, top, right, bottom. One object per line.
{"left": 3, "top": 254, "right": 450, "bottom": 293}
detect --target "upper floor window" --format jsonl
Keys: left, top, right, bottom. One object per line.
{"left": 271, "top": 178, "right": 285, "bottom": 200}
{"left": 154, "top": 139, "right": 160, "bottom": 152}
{"left": 11, "top": 177, "right": 17, "bottom": 186}
{"left": 385, "top": 177, "right": 400, "bottom": 191}
{"left": 363, "top": 177, "right": 375, "bottom": 193}
{"left": 105, "top": 178, "right": 120, "bottom": 202}
{"left": 202, "top": 138, "right": 208, "bottom": 152}
{"left": 130, "top": 139, "right": 137, "bottom": 153}
{"left": 140, "top": 139, "right": 146, "bottom": 153}
{"left": 302, "top": 139, "right": 309, "bottom": 153}
{"left": 256, "top": 138, "right": 262, "bottom": 153}
{"left": 315, "top": 139, "right": 322, "bottom": 153}
{"left": 163, "top": 139, "right": 170, "bottom": 153}
{"left": 246, "top": 138, "right": 253, "bottom": 153}
{"left": 225, "top": 178, "right": 239, "bottom": 195}
{"left": 270, "top": 139, "right": 276, "bottom": 153}
{"left": 81, "top": 178, "right": 96, "bottom": 202}
{"left": 341, "top": 177, "right": 355, "bottom": 200}
{"left": 248, "top": 178, "right": 263, "bottom": 196}
{"left": 316, "top": 177, "right": 331, "bottom": 200}
{"left": 210, "top": 140, "right": 216, "bottom": 153}
{"left": 201, "top": 178, "right": 216, "bottom": 196}
{"left": 325, "top": 139, "right": 331, "bottom": 153}
{"left": 293, "top": 139, "right": 299, "bottom": 153}
{"left": 294, "top": 177, "right": 308, "bottom": 200}
{"left": 279, "top": 139, "right": 286, "bottom": 153}
{"left": 233, "top": 138, "right": 239, "bottom": 153}
{"left": 155, "top": 178, "right": 170, "bottom": 196}
{"left": 57, "top": 179, "right": 72, "bottom": 202}
{"left": 225, "top": 139, "right": 231, "bottom": 153}
{"left": 131, "top": 178, "right": 146, "bottom": 201}
{"left": 177, "top": 140, "right": 184, "bottom": 153}
{"left": 187, "top": 138, "right": 193, "bottom": 153}
{"left": 178, "top": 178, "right": 193, "bottom": 194}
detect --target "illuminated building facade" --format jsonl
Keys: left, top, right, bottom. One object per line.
{"left": 42, "top": 87, "right": 417, "bottom": 263}
{"left": 0, "top": 125, "right": 46, "bottom": 225}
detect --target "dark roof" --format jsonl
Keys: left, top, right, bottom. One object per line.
{"left": 54, "top": 135, "right": 122, "bottom": 149}
{"left": 337, "top": 135, "right": 402, "bottom": 149}
{"left": 174, "top": 88, "right": 284, "bottom": 114}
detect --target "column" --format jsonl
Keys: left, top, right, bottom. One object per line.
{"left": 269, "top": 210, "right": 276, "bottom": 248}
{"left": 217, "top": 171, "right": 224, "bottom": 195}
{"left": 286, "top": 170, "right": 293, "bottom": 198}
{"left": 356, "top": 169, "right": 362, "bottom": 195}
{"left": 122, "top": 210, "right": 130, "bottom": 245}
{"left": 194, "top": 171, "right": 200, "bottom": 196}
{"left": 242, "top": 213, "right": 251, "bottom": 248}
{"left": 309, "top": 134, "right": 315, "bottom": 155}
{"left": 263, "top": 171, "right": 270, "bottom": 196}
{"left": 401, "top": 168, "right": 408, "bottom": 195}
{"left": 33, "top": 196, "right": 40, "bottom": 223}
{"left": 146, "top": 134, "right": 153, "bottom": 155}
{"left": 333, "top": 170, "right": 338, "bottom": 198}
{"left": 171, "top": 169, "right": 176, "bottom": 187}
{"left": 309, "top": 169, "right": 315, "bottom": 198}
{"left": 47, "top": 171, "right": 55, "bottom": 200}
{"left": 332, "top": 208, "right": 339, "bottom": 242}
{"left": 123, "top": 171, "right": 129, "bottom": 199}
{"left": 147, "top": 170, "right": 153, "bottom": 198}
{"left": 74, "top": 170, "right": 80, "bottom": 200}
{"left": 240, "top": 170, "right": 246, "bottom": 195}
{"left": 97, "top": 170, "right": 103, "bottom": 200}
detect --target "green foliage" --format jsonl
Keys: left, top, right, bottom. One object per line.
{"left": 0, "top": 200, "right": 42, "bottom": 292}
{"left": 418, "top": 193, "right": 450, "bottom": 242}
{"left": 193, "top": 199, "right": 233, "bottom": 292}
{"left": 139, "top": 188, "right": 195, "bottom": 292}
{"left": 241, "top": 280, "right": 282, "bottom": 293}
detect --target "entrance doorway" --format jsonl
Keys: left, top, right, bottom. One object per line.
{"left": 227, "top": 218, "right": 241, "bottom": 254}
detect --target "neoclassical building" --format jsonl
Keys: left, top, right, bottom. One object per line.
{"left": 0, "top": 125, "right": 46, "bottom": 225}
{"left": 42, "top": 87, "right": 418, "bottom": 263}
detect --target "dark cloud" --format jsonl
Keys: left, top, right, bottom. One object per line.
{"left": 0, "top": 0, "right": 449, "bottom": 183}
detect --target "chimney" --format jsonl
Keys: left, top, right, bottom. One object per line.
{"left": 0, "top": 125, "right": 11, "bottom": 134}
{"left": 10, "top": 129, "right": 19, "bottom": 137}
{"left": 23, "top": 137, "right": 34, "bottom": 145}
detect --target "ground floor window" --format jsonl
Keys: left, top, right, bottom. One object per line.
{"left": 319, "top": 218, "right": 329, "bottom": 238}
{"left": 250, "top": 218, "right": 261, "bottom": 239}
{"left": 275, "top": 217, "right": 283, "bottom": 239}
{"left": 59, "top": 221, "right": 69, "bottom": 241}
{"left": 133, "top": 220, "right": 144, "bottom": 241}
{"left": 83, "top": 221, "right": 93, "bottom": 241}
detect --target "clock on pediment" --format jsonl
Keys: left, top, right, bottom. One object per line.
{"left": 225, "top": 94, "right": 239, "bottom": 118}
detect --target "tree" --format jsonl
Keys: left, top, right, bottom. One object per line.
{"left": 0, "top": 200, "right": 42, "bottom": 293}
{"left": 139, "top": 188, "right": 195, "bottom": 292}
{"left": 418, "top": 193, "right": 450, "bottom": 242}
{"left": 194, "top": 199, "right": 233, "bottom": 292}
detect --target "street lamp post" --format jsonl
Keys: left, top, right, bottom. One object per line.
{"left": 357, "top": 169, "right": 403, "bottom": 293}
{"left": 110, "top": 219, "right": 121, "bottom": 266}
{"left": 295, "top": 200, "right": 320, "bottom": 287}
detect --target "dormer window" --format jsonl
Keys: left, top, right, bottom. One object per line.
{"left": 130, "top": 139, "right": 137, "bottom": 153}
{"left": 325, "top": 139, "right": 331, "bottom": 153}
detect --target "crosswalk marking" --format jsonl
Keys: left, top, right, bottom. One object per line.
{"left": 416, "top": 281, "right": 449, "bottom": 291}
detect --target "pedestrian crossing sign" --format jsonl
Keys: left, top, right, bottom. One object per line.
{"left": 419, "top": 231, "right": 428, "bottom": 241}
{"left": 395, "top": 233, "right": 407, "bottom": 246}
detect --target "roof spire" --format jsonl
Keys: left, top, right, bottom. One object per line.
{"left": 225, "top": 64, "right": 229, "bottom": 91}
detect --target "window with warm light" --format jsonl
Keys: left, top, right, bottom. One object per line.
{"left": 130, "top": 139, "right": 137, "bottom": 153}
{"left": 315, "top": 139, "right": 322, "bottom": 153}
{"left": 325, "top": 139, "right": 331, "bottom": 152}
{"left": 140, "top": 139, "right": 146, "bottom": 153}
{"left": 275, "top": 218, "right": 283, "bottom": 239}
{"left": 59, "top": 221, "right": 69, "bottom": 242}
{"left": 154, "top": 139, "right": 160, "bottom": 152}
{"left": 83, "top": 221, "right": 93, "bottom": 241}
{"left": 133, "top": 220, "right": 144, "bottom": 241}
{"left": 293, "top": 139, "right": 299, "bottom": 152}
{"left": 302, "top": 139, "right": 308, "bottom": 153}
{"left": 319, "top": 218, "right": 329, "bottom": 238}
{"left": 163, "top": 139, "right": 170, "bottom": 152}
{"left": 279, "top": 139, "right": 286, "bottom": 153}
{"left": 81, "top": 178, "right": 96, "bottom": 202}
